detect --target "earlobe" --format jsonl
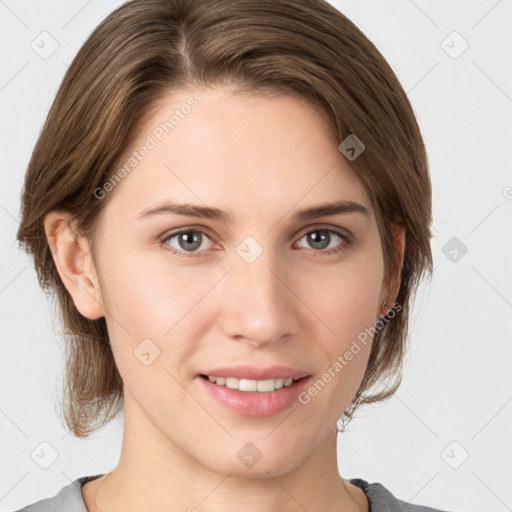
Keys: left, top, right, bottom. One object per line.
{"left": 44, "top": 210, "right": 104, "bottom": 320}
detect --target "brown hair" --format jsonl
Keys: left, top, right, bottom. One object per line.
{"left": 16, "top": 0, "right": 433, "bottom": 437}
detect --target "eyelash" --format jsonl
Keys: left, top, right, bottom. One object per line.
{"left": 159, "top": 225, "right": 354, "bottom": 259}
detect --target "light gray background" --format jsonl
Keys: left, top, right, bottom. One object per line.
{"left": 1, "top": 1, "right": 511, "bottom": 511}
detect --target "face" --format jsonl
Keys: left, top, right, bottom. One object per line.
{"left": 73, "top": 86, "right": 397, "bottom": 477}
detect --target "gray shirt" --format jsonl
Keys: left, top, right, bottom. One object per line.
{"left": 13, "top": 474, "right": 452, "bottom": 512}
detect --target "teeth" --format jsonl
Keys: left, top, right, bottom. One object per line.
{"left": 206, "top": 376, "right": 296, "bottom": 392}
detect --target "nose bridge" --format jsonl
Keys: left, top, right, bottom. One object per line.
{"left": 221, "top": 237, "right": 296, "bottom": 345}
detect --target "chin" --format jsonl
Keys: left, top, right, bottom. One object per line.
{"left": 209, "top": 455, "right": 302, "bottom": 479}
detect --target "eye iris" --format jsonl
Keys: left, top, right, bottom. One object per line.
{"left": 178, "top": 231, "right": 202, "bottom": 251}
{"left": 308, "top": 230, "right": 330, "bottom": 250}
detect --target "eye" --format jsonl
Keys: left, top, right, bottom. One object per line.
{"left": 161, "top": 229, "right": 214, "bottom": 257}
{"left": 295, "top": 227, "right": 352, "bottom": 255}
{"left": 161, "top": 226, "right": 353, "bottom": 258}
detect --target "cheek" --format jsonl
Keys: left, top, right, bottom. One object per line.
{"left": 98, "top": 253, "right": 160, "bottom": 325}
{"left": 95, "top": 252, "right": 203, "bottom": 393}
{"left": 297, "top": 261, "right": 380, "bottom": 418}
{"left": 97, "top": 249, "right": 218, "bottom": 353}
{"left": 303, "top": 252, "right": 384, "bottom": 342}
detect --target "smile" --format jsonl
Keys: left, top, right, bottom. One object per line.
{"left": 197, "top": 374, "right": 311, "bottom": 416}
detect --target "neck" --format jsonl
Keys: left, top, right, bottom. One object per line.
{"left": 82, "top": 392, "right": 367, "bottom": 512}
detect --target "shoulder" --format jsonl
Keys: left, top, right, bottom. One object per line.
{"left": 11, "top": 475, "right": 101, "bottom": 512}
{"left": 350, "top": 478, "right": 454, "bottom": 512}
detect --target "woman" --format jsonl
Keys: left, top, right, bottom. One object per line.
{"left": 15, "top": 0, "right": 448, "bottom": 511}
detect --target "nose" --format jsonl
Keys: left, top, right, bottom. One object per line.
{"left": 219, "top": 247, "right": 299, "bottom": 347}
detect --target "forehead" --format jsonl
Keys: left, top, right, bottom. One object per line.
{"left": 102, "top": 86, "right": 372, "bottom": 223}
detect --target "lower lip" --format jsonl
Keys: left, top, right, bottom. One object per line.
{"left": 197, "top": 375, "right": 312, "bottom": 416}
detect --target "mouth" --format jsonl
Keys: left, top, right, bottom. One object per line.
{"left": 197, "top": 373, "right": 312, "bottom": 416}
{"left": 198, "top": 373, "right": 308, "bottom": 392}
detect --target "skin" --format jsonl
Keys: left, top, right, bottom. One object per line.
{"left": 45, "top": 86, "right": 405, "bottom": 512}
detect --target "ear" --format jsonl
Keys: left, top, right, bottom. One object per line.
{"left": 378, "top": 223, "right": 406, "bottom": 319}
{"left": 44, "top": 210, "right": 104, "bottom": 320}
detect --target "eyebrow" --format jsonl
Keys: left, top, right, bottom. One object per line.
{"left": 137, "top": 199, "right": 369, "bottom": 222}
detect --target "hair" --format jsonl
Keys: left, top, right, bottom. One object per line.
{"left": 16, "top": 0, "right": 433, "bottom": 438}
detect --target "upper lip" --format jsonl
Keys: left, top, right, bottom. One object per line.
{"left": 199, "top": 365, "right": 311, "bottom": 381}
